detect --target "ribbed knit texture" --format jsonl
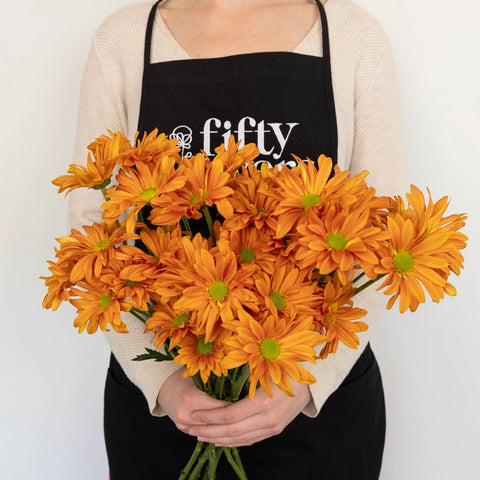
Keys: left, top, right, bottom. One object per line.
{"left": 69, "top": 0, "right": 406, "bottom": 417}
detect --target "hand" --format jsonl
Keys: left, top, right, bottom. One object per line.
{"left": 157, "top": 369, "right": 230, "bottom": 434}
{"left": 188, "top": 380, "right": 313, "bottom": 447}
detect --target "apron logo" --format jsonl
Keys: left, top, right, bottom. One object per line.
{"left": 169, "top": 125, "right": 193, "bottom": 158}
{"left": 170, "top": 116, "right": 299, "bottom": 167}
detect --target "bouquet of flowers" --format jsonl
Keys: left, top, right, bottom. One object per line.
{"left": 42, "top": 129, "right": 468, "bottom": 479}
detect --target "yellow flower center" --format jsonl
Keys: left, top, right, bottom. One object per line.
{"left": 208, "top": 281, "right": 229, "bottom": 303}
{"left": 393, "top": 250, "right": 415, "bottom": 273}
{"left": 93, "top": 239, "right": 112, "bottom": 252}
{"left": 259, "top": 338, "right": 281, "bottom": 360}
{"left": 269, "top": 291, "right": 287, "bottom": 310}
{"left": 173, "top": 313, "right": 189, "bottom": 327}
{"left": 240, "top": 247, "right": 257, "bottom": 263}
{"left": 301, "top": 193, "right": 322, "bottom": 210}
{"left": 99, "top": 295, "right": 112, "bottom": 309}
{"left": 124, "top": 279, "right": 138, "bottom": 288}
{"left": 326, "top": 232, "right": 348, "bottom": 251}
{"left": 197, "top": 336, "right": 215, "bottom": 355}
{"left": 139, "top": 187, "right": 158, "bottom": 203}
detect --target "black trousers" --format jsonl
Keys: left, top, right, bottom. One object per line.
{"left": 105, "top": 343, "right": 386, "bottom": 480}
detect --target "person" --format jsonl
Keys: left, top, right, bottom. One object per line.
{"left": 69, "top": 0, "right": 405, "bottom": 478}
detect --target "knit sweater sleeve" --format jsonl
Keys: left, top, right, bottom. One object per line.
{"left": 301, "top": 33, "right": 406, "bottom": 418}
{"left": 68, "top": 29, "right": 181, "bottom": 418}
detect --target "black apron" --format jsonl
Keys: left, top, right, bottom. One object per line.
{"left": 105, "top": 1, "right": 386, "bottom": 478}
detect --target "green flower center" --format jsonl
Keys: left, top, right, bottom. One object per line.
{"left": 301, "top": 193, "right": 322, "bottom": 210}
{"left": 208, "top": 281, "right": 229, "bottom": 303}
{"left": 259, "top": 338, "right": 281, "bottom": 361}
{"left": 99, "top": 295, "right": 112, "bottom": 309}
{"left": 190, "top": 194, "right": 199, "bottom": 204}
{"left": 124, "top": 279, "right": 138, "bottom": 288}
{"left": 269, "top": 291, "right": 287, "bottom": 310}
{"left": 240, "top": 247, "right": 257, "bottom": 263}
{"left": 173, "top": 313, "right": 189, "bottom": 327}
{"left": 393, "top": 250, "right": 415, "bottom": 273}
{"left": 326, "top": 232, "right": 348, "bottom": 251}
{"left": 93, "top": 239, "right": 112, "bottom": 252}
{"left": 139, "top": 187, "right": 158, "bottom": 203}
{"left": 197, "top": 336, "right": 215, "bottom": 355}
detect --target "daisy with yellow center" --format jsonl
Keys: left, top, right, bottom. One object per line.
{"left": 173, "top": 333, "right": 229, "bottom": 384}
{"left": 315, "top": 279, "right": 368, "bottom": 359}
{"left": 295, "top": 206, "right": 389, "bottom": 284}
{"left": 102, "top": 157, "right": 186, "bottom": 233}
{"left": 222, "top": 310, "right": 321, "bottom": 398}
{"left": 70, "top": 282, "right": 132, "bottom": 334}
{"left": 55, "top": 222, "right": 138, "bottom": 284}
{"left": 255, "top": 263, "right": 322, "bottom": 320}
{"left": 52, "top": 131, "right": 130, "bottom": 194}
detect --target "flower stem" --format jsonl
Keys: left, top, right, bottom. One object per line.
{"left": 231, "top": 365, "right": 249, "bottom": 401}
{"left": 187, "top": 444, "right": 211, "bottom": 479}
{"left": 178, "top": 441, "right": 204, "bottom": 479}
{"left": 182, "top": 216, "right": 192, "bottom": 234}
{"left": 352, "top": 272, "right": 366, "bottom": 284}
{"left": 232, "top": 448, "right": 247, "bottom": 478}
{"left": 201, "top": 206, "right": 216, "bottom": 246}
{"left": 128, "top": 307, "right": 148, "bottom": 324}
{"left": 223, "top": 447, "right": 248, "bottom": 480}
{"left": 352, "top": 274, "right": 386, "bottom": 297}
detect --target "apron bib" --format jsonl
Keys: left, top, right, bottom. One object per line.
{"left": 105, "top": 1, "right": 386, "bottom": 478}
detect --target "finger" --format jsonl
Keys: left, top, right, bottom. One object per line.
{"left": 197, "top": 424, "right": 284, "bottom": 447}
{"left": 191, "top": 392, "right": 271, "bottom": 425}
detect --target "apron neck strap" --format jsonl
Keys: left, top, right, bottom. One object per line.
{"left": 144, "top": 1, "right": 331, "bottom": 67}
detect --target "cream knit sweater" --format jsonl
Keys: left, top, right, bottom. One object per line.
{"left": 69, "top": 0, "right": 405, "bottom": 417}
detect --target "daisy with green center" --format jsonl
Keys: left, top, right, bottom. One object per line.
{"left": 102, "top": 156, "right": 186, "bottom": 233}
{"left": 222, "top": 310, "right": 321, "bottom": 398}
{"left": 255, "top": 263, "right": 322, "bottom": 320}
{"left": 70, "top": 281, "right": 132, "bottom": 334}
{"left": 295, "top": 206, "right": 389, "bottom": 284}
{"left": 173, "top": 332, "right": 229, "bottom": 384}
{"left": 144, "top": 301, "right": 193, "bottom": 351}
{"left": 172, "top": 242, "right": 258, "bottom": 341}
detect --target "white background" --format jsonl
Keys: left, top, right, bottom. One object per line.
{"left": 1, "top": 0, "right": 479, "bottom": 478}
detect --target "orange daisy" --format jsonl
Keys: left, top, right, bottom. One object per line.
{"left": 55, "top": 222, "right": 138, "bottom": 284}
{"left": 173, "top": 242, "right": 258, "bottom": 341}
{"left": 173, "top": 332, "right": 229, "bottom": 384}
{"left": 295, "top": 205, "right": 389, "bottom": 284}
{"left": 222, "top": 163, "right": 279, "bottom": 234}
{"left": 315, "top": 279, "right": 368, "bottom": 359}
{"left": 41, "top": 259, "right": 75, "bottom": 310}
{"left": 116, "top": 129, "right": 180, "bottom": 168}
{"left": 218, "top": 225, "right": 280, "bottom": 274}
{"left": 52, "top": 131, "right": 130, "bottom": 194}
{"left": 150, "top": 153, "right": 234, "bottom": 226}
{"left": 102, "top": 158, "right": 186, "bottom": 232}
{"left": 375, "top": 213, "right": 456, "bottom": 313}
{"left": 70, "top": 282, "right": 132, "bottom": 334}
{"left": 144, "top": 301, "right": 192, "bottom": 351}
{"left": 222, "top": 310, "right": 321, "bottom": 398}
{"left": 255, "top": 263, "right": 322, "bottom": 319}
